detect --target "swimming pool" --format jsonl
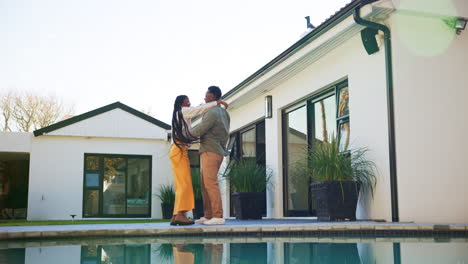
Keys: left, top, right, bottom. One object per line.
{"left": 1, "top": 235, "right": 467, "bottom": 263}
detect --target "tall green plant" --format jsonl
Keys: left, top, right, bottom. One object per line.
{"left": 155, "top": 184, "right": 175, "bottom": 204}
{"left": 304, "top": 137, "right": 377, "bottom": 196}
{"left": 191, "top": 168, "right": 202, "bottom": 200}
{"left": 224, "top": 159, "right": 271, "bottom": 193}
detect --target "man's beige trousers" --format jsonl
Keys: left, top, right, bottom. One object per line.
{"left": 200, "top": 152, "right": 224, "bottom": 219}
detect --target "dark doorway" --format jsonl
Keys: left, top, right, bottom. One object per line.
{"left": 0, "top": 153, "right": 30, "bottom": 220}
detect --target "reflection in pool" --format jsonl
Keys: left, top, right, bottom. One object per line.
{"left": 1, "top": 237, "right": 468, "bottom": 263}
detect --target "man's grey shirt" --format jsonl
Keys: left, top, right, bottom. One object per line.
{"left": 191, "top": 105, "right": 230, "bottom": 156}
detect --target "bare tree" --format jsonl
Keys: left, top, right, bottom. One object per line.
{"left": 0, "top": 90, "right": 75, "bottom": 132}
{"left": 0, "top": 91, "right": 15, "bottom": 131}
{"left": 12, "top": 91, "right": 39, "bottom": 132}
{"left": 34, "top": 95, "right": 75, "bottom": 130}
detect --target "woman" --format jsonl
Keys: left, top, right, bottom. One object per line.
{"left": 170, "top": 95, "right": 228, "bottom": 225}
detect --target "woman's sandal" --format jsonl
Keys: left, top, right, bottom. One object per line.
{"left": 170, "top": 215, "right": 176, "bottom": 226}
{"left": 172, "top": 219, "right": 195, "bottom": 226}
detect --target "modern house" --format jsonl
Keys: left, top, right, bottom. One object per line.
{"left": 0, "top": 0, "right": 467, "bottom": 223}
{"left": 0, "top": 102, "right": 173, "bottom": 220}
{"left": 221, "top": 0, "right": 468, "bottom": 223}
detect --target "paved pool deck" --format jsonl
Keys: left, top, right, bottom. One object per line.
{"left": 1, "top": 219, "right": 467, "bottom": 242}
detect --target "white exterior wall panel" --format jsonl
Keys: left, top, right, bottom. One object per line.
{"left": 48, "top": 108, "right": 168, "bottom": 140}
{"left": 390, "top": 13, "right": 468, "bottom": 223}
{"left": 27, "top": 136, "right": 172, "bottom": 220}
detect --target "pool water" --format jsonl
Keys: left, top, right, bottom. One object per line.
{"left": 1, "top": 236, "right": 467, "bottom": 263}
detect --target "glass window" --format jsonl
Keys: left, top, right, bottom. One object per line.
{"left": 339, "top": 122, "right": 351, "bottom": 151}
{"left": 83, "top": 190, "right": 99, "bottom": 217}
{"left": 228, "top": 122, "right": 266, "bottom": 217}
{"left": 103, "top": 158, "right": 126, "bottom": 215}
{"left": 83, "top": 155, "right": 151, "bottom": 217}
{"left": 283, "top": 80, "right": 350, "bottom": 217}
{"left": 85, "top": 173, "right": 100, "bottom": 188}
{"left": 313, "top": 95, "right": 337, "bottom": 144}
{"left": 85, "top": 156, "right": 99, "bottom": 171}
{"left": 338, "top": 85, "right": 349, "bottom": 117}
{"left": 227, "top": 134, "right": 238, "bottom": 159}
{"left": 241, "top": 128, "right": 256, "bottom": 158}
{"left": 285, "top": 106, "right": 309, "bottom": 213}
{"left": 337, "top": 84, "right": 350, "bottom": 151}
{"left": 126, "top": 158, "right": 150, "bottom": 215}
{"left": 256, "top": 121, "right": 266, "bottom": 165}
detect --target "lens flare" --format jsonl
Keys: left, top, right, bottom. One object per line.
{"left": 394, "top": 0, "right": 457, "bottom": 57}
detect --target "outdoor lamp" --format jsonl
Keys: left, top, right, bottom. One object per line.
{"left": 265, "top": 95, "right": 272, "bottom": 119}
{"left": 456, "top": 18, "right": 467, "bottom": 35}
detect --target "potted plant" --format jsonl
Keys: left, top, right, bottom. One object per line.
{"left": 191, "top": 169, "right": 204, "bottom": 219}
{"left": 224, "top": 159, "right": 271, "bottom": 220}
{"left": 155, "top": 184, "right": 175, "bottom": 220}
{"left": 304, "top": 136, "right": 376, "bottom": 221}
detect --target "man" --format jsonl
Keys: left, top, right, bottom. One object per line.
{"left": 190, "top": 86, "right": 230, "bottom": 225}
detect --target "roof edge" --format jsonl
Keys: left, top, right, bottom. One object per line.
{"left": 33, "top": 101, "right": 171, "bottom": 137}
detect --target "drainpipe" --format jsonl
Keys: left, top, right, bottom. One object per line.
{"left": 353, "top": 4, "right": 399, "bottom": 222}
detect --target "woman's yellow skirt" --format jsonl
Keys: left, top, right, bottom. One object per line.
{"left": 169, "top": 144, "right": 195, "bottom": 215}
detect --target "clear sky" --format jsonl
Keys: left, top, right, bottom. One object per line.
{"left": 1, "top": 0, "right": 351, "bottom": 124}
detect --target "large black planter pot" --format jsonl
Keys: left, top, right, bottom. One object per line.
{"left": 192, "top": 199, "right": 204, "bottom": 219}
{"left": 161, "top": 203, "right": 174, "bottom": 219}
{"left": 232, "top": 192, "right": 264, "bottom": 220}
{"left": 310, "top": 181, "right": 360, "bottom": 221}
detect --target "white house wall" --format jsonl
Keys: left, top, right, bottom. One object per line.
{"left": 27, "top": 135, "right": 172, "bottom": 220}
{"left": 47, "top": 108, "right": 168, "bottom": 140}
{"left": 389, "top": 10, "right": 468, "bottom": 223}
{"left": 227, "top": 33, "right": 392, "bottom": 221}
{"left": 0, "top": 132, "right": 33, "bottom": 153}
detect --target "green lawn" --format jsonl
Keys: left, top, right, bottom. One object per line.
{"left": 0, "top": 219, "right": 169, "bottom": 226}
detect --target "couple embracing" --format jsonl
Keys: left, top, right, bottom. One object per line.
{"left": 169, "top": 86, "right": 230, "bottom": 226}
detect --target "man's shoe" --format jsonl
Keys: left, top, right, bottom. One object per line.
{"left": 195, "top": 217, "right": 208, "bottom": 224}
{"left": 203, "top": 218, "right": 225, "bottom": 225}
{"left": 170, "top": 215, "right": 176, "bottom": 226}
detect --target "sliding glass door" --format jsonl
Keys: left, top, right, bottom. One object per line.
{"left": 283, "top": 104, "right": 309, "bottom": 216}
{"left": 283, "top": 81, "right": 349, "bottom": 216}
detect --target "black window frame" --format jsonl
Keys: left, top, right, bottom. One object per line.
{"left": 282, "top": 80, "right": 350, "bottom": 217}
{"left": 229, "top": 120, "right": 266, "bottom": 165}
{"left": 82, "top": 153, "right": 152, "bottom": 218}
{"left": 227, "top": 119, "right": 266, "bottom": 217}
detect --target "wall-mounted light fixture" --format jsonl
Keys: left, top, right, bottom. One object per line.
{"left": 265, "top": 95, "right": 272, "bottom": 119}
{"left": 444, "top": 17, "right": 467, "bottom": 35}
{"left": 456, "top": 18, "right": 467, "bottom": 35}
